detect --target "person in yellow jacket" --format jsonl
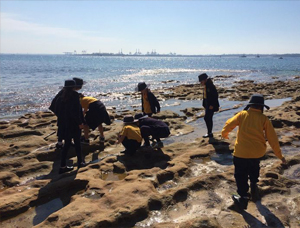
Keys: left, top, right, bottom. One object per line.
{"left": 116, "top": 115, "right": 142, "bottom": 155}
{"left": 222, "top": 94, "right": 286, "bottom": 210}
{"left": 79, "top": 94, "right": 111, "bottom": 144}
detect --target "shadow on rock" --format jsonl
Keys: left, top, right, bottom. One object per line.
{"left": 256, "top": 201, "right": 285, "bottom": 228}
{"left": 117, "top": 148, "right": 171, "bottom": 171}
{"left": 209, "top": 137, "right": 233, "bottom": 165}
{"left": 30, "top": 150, "right": 89, "bottom": 226}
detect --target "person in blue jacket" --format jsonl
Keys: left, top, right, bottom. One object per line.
{"left": 137, "top": 82, "right": 160, "bottom": 117}
{"left": 134, "top": 113, "right": 170, "bottom": 149}
{"left": 198, "top": 73, "right": 220, "bottom": 138}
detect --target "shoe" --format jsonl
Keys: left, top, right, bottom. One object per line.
{"left": 59, "top": 166, "right": 74, "bottom": 174}
{"left": 81, "top": 138, "right": 90, "bottom": 145}
{"left": 55, "top": 142, "right": 63, "bottom": 149}
{"left": 151, "top": 142, "right": 157, "bottom": 147}
{"left": 250, "top": 184, "right": 260, "bottom": 202}
{"left": 232, "top": 195, "right": 248, "bottom": 210}
{"left": 203, "top": 133, "right": 213, "bottom": 138}
{"left": 99, "top": 136, "right": 105, "bottom": 143}
{"left": 78, "top": 162, "right": 87, "bottom": 169}
{"left": 152, "top": 141, "right": 164, "bottom": 149}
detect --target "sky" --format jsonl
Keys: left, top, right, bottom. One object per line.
{"left": 1, "top": 1, "right": 300, "bottom": 55}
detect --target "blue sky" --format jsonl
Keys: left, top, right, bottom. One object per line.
{"left": 1, "top": 1, "right": 300, "bottom": 55}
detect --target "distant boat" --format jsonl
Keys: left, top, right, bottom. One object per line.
{"left": 256, "top": 54, "right": 260, "bottom": 58}
{"left": 279, "top": 57, "right": 283, "bottom": 59}
{"left": 240, "top": 54, "right": 246, "bottom": 58}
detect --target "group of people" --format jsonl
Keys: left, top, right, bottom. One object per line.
{"left": 49, "top": 73, "right": 286, "bottom": 211}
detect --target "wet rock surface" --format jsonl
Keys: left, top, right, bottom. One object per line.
{"left": 0, "top": 79, "right": 300, "bottom": 227}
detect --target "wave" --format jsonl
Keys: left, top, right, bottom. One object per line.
{"left": 121, "top": 68, "right": 253, "bottom": 78}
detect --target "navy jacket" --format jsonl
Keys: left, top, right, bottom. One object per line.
{"left": 141, "top": 90, "right": 160, "bottom": 114}
{"left": 202, "top": 78, "right": 220, "bottom": 112}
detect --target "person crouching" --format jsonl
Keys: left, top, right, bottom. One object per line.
{"left": 116, "top": 115, "right": 142, "bottom": 155}
{"left": 134, "top": 113, "right": 170, "bottom": 149}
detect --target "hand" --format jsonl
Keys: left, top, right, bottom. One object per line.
{"left": 209, "top": 105, "right": 214, "bottom": 110}
{"left": 79, "top": 124, "right": 84, "bottom": 129}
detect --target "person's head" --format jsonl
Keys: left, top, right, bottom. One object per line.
{"left": 244, "top": 94, "right": 270, "bottom": 112}
{"left": 134, "top": 113, "right": 148, "bottom": 121}
{"left": 62, "top": 79, "right": 76, "bottom": 101}
{"left": 123, "top": 115, "right": 138, "bottom": 125}
{"left": 73, "top": 77, "right": 86, "bottom": 91}
{"left": 137, "top": 82, "right": 148, "bottom": 93}
{"left": 198, "top": 73, "right": 208, "bottom": 86}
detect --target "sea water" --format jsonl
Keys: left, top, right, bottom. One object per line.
{"left": 1, "top": 54, "right": 299, "bottom": 120}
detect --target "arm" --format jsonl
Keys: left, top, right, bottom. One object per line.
{"left": 264, "top": 118, "right": 285, "bottom": 162}
{"left": 116, "top": 135, "right": 126, "bottom": 144}
{"left": 221, "top": 112, "right": 240, "bottom": 139}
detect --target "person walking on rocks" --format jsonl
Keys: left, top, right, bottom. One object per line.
{"left": 116, "top": 115, "right": 142, "bottom": 155}
{"left": 137, "top": 82, "right": 160, "bottom": 117}
{"left": 79, "top": 94, "right": 111, "bottom": 144}
{"left": 221, "top": 94, "right": 286, "bottom": 210}
{"left": 134, "top": 113, "right": 170, "bottom": 149}
{"left": 198, "top": 73, "right": 220, "bottom": 138}
{"left": 55, "top": 79, "right": 86, "bottom": 174}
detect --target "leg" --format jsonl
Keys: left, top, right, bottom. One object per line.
{"left": 73, "top": 129, "right": 83, "bottom": 166}
{"left": 204, "top": 109, "right": 214, "bottom": 135}
{"left": 233, "top": 156, "right": 250, "bottom": 197}
{"left": 98, "top": 124, "right": 104, "bottom": 137}
{"left": 249, "top": 158, "right": 261, "bottom": 201}
{"left": 83, "top": 125, "right": 90, "bottom": 140}
{"left": 60, "top": 136, "right": 72, "bottom": 167}
{"left": 140, "top": 125, "right": 151, "bottom": 146}
{"left": 122, "top": 137, "right": 140, "bottom": 154}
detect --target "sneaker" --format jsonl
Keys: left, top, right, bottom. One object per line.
{"left": 203, "top": 133, "right": 213, "bottom": 138}
{"left": 232, "top": 195, "right": 248, "bottom": 210}
{"left": 152, "top": 141, "right": 164, "bottom": 149}
{"left": 151, "top": 142, "right": 157, "bottom": 147}
{"left": 250, "top": 184, "right": 260, "bottom": 202}
{"left": 81, "top": 138, "right": 90, "bottom": 145}
{"left": 55, "top": 142, "right": 63, "bottom": 149}
{"left": 59, "top": 166, "right": 74, "bottom": 174}
{"left": 99, "top": 136, "right": 105, "bottom": 143}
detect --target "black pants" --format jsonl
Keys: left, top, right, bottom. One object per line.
{"left": 204, "top": 109, "right": 214, "bottom": 134}
{"left": 233, "top": 156, "right": 261, "bottom": 197}
{"left": 140, "top": 126, "right": 170, "bottom": 146}
{"left": 61, "top": 129, "right": 83, "bottom": 167}
{"left": 122, "top": 137, "right": 141, "bottom": 153}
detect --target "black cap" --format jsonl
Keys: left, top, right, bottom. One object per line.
{"left": 137, "top": 82, "right": 147, "bottom": 91}
{"left": 244, "top": 94, "right": 270, "bottom": 110}
{"left": 63, "top": 79, "right": 76, "bottom": 88}
{"left": 198, "top": 73, "right": 208, "bottom": 82}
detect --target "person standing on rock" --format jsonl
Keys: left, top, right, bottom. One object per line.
{"left": 134, "top": 113, "right": 170, "bottom": 149}
{"left": 55, "top": 79, "right": 86, "bottom": 174}
{"left": 49, "top": 77, "right": 85, "bottom": 149}
{"left": 221, "top": 94, "right": 286, "bottom": 210}
{"left": 137, "top": 82, "right": 160, "bottom": 117}
{"left": 79, "top": 93, "right": 111, "bottom": 144}
{"left": 116, "top": 115, "right": 142, "bottom": 155}
{"left": 198, "top": 73, "right": 220, "bottom": 138}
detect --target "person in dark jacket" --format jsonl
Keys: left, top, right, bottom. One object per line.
{"left": 49, "top": 77, "right": 85, "bottom": 149}
{"left": 137, "top": 82, "right": 160, "bottom": 117}
{"left": 55, "top": 80, "right": 86, "bottom": 174}
{"left": 134, "top": 113, "right": 170, "bottom": 149}
{"left": 198, "top": 73, "right": 220, "bottom": 138}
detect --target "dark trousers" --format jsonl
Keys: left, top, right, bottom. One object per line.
{"left": 204, "top": 109, "right": 214, "bottom": 134}
{"left": 140, "top": 126, "right": 170, "bottom": 146}
{"left": 122, "top": 137, "right": 141, "bottom": 153}
{"left": 233, "top": 156, "right": 261, "bottom": 197}
{"left": 61, "top": 129, "right": 83, "bottom": 167}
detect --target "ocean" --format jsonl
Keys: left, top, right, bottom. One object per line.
{"left": 1, "top": 54, "right": 300, "bottom": 120}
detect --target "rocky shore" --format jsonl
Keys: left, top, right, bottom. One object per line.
{"left": 0, "top": 78, "right": 299, "bottom": 227}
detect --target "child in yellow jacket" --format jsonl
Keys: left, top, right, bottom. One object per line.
{"left": 222, "top": 94, "right": 286, "bottom": 210}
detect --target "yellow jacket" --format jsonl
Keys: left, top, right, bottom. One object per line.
{"left": 80, "top": 96, "right": 97, "bottom": 113}
{"left": 222, "top": 108, "right": 283, "bottom": 159}
{"left": 120, "top": 124, "right": 142, "bottom": 142}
